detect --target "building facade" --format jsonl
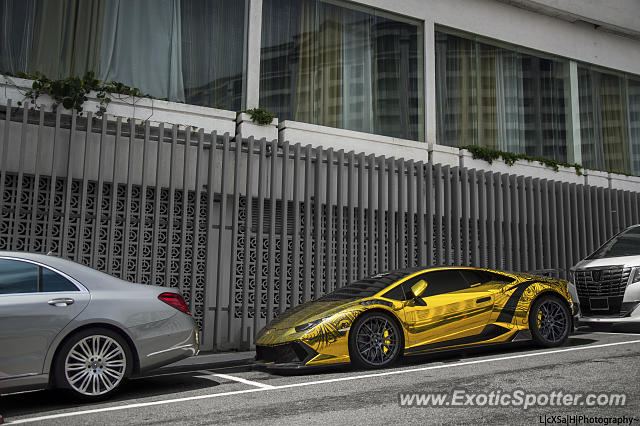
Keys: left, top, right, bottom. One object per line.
{"left": 1, "top": 0, "right": 639, "bottom": 177}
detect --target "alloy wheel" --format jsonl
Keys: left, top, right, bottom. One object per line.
{"left": 64, "top": 335, "right": 127, "bottom": 396}
{"left": 355, "top": 316, "right": 399, "bottom": 366}
{"left": 536, "top": 299, "right": 569, "bottom": 343}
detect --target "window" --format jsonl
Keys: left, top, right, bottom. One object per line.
{"left": 587, "top": 226, "right": 640, "bottom": 259}
{"left": 435, "top": 31, "right": 568, "bottom": 162}
{"left": 578, "top": 67, "right": 640, "bottom": 176}
{"left": 260, "top": 0, "right": 424, "bottom": 141}
{"left": 0, "top": 259, "right": 39, "bottom": 295}
{"left": 0, "top": 0, "right": 247, "bottom": 111}
{"left": 421, "top": 270, "right": 470, "bottom": 297}
{"left": 382, "top": 284, "right": 405, "bottom": 301}
{"left": 41, "top": 268, "right": 79, "bottom": 292}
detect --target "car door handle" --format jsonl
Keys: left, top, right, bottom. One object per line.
{"left": 476, "top": 297, "right": 491, "bottom": 304}
{"left": 48, "top": 298, "right": 75, "bottom": 307}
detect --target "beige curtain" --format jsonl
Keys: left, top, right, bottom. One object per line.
{"left": 294, "top": 0, "right": 316, "bottom": 123}
{"left": 600, "top": 73, "right": 631, "bottom": 174}
{"left": 478, "top": 43, "right": 498, "bottom": 150}
{"left": 316, "top": 3, "right": 342, "bottom": 128}
{"left": 28, "top": 0, "right": 104, "bottom": 78}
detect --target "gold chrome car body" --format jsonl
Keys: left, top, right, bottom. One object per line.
{"left": 255, "top": 267, "right": 572, "bottom": 369}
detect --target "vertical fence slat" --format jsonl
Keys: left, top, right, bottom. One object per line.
{"left": 12, "top": 105, "right": 28, "bottom": 251}
{"left": 215, "top": 132, "right": 230, "bottom": 348}
{"left": 494, "top": 173, "right": 503, "bottom": 270}
{"left": 387, "top": 157, "right": 396, "bottom": 270}
{"left": 397, "top": 159, "right": 405, "bottom": 269}
{"left": 164, "top": 125, "right": 178, "bottom": 285}
{"left": 291, "top": 143, "right": 301, "bottom": 307}
{"left": 419, "top": 161, "right": 428, "bottom": 266}
{"left": 253, "top": 139, "right": 267, "bottom": 340}
{"left": 205, "top": 131, "right": 219, "bottom": 347}
{"left": 461, "top": 167, "right": 470, "bottom": 266}
{"left": 106, "top": 117, "right": 122, "bottom": 275}
{"left": 241, "top": 137, "right": 255, "bottom": 344}
{"left": 179, "top": 129, "right": 192, "bottom": 295}
{"left": 266, "top": 138, "right": 278, "bottom": 321}
{"left": 451, "top": 167, "right": 460, "bottom": 265}
{"left": 514, "top": 175, "right": 524, "bottom": 271}
{"left": 29, "top": 108, "right": 46, "bottom": 252}
{"left": 278, "top": 141, "right": 289, "bottom": 313}
{"left": 0, "top": 100, "right": 11, "bottom": 218}
{"left": 325, "top": 148, "right": 334, "bottom": 294}
{"left": 434, "top": 164, "right": 443, "bottom": 265}
{"left": 227, "top": 132, "right": 242, "bottom": 334}
{"left": 523, "top": 176, "right": 534, "bottom": 271}
{"left": 347, "top": 151, "right": 355, "bottom": 282}
{"left": 357, "top": 153, "right": 366, "bottom": 278}
{"left": 367, "top": 154, "right": 375, "bottom": 275}
{"left": 570, "top": 183, "right": 580, "bottom": 267}
{"left": 533, "top": 178, "right": 543, "bottom": 270}
{"left": 470, "top": 169, "right": 479, "bottom": 267}
{"left": 303, "top": 145, "right": 313, "bottom": 302}
{"left": 556, "top": 182, "right": 567, "bottom": 276}
{"left": 478, "top": 171, "right": 487, "bottom": 267}
{"left": 314, "top": 146, "right": 323, "bottom": 298}
{"left": 61, "top": 113, "right": 77, "bottom": 259}
{"left": 443, "top": 166, "right": 452, "bottom": 265}
{"left": 336, "top": 149, "right": 345, "bottom": 289}
{"left": 149, "top": 123, "right": 164, "bottom": 283}
{"left": 406, "top": 160, "right": 415, "bottom": 267}
{"left": 192, "top": 129, "right": 205, "bottom": 312}
{"left": 121, "top": 118, "right": 136, "bottom": 278}
{"left": 377, "top": 156, "right": 386, "bottom": 272}
{"left": 502, "top": 175, "right": 512, "bottom": 271}
{"left": 135, "top": 120, "right": 150, "bottom": 281}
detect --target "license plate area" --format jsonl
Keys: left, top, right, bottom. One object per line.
{"left": 589, "top": 297, "right": 609, "bottom": 311}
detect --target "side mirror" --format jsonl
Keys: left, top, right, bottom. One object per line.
{"left": 411, "top": 279, "right": 428, "bottom": 299}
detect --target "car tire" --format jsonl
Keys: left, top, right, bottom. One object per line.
{"left": 54, "top": 327, "right": 133, "bottom": 400}
{"left": 348, "top": 311, "right": 402, "bottom": 369}
{"left": 529, "top": 294, "right": 571, "bottom": 348}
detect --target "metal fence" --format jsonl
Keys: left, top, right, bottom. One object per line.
{"left": 1, "top": 101, "right": 639, "bottom": 351}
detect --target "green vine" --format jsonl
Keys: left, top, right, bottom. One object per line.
{"left": 245, "top": 107, "right": 275, "bottom": 125}
{"left": 461, "top": 145, "right": 583, "bottom": 176}
{"left": 4, "top": 71, "right": 156, "bottom": 116}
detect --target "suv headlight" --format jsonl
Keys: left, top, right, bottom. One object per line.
{"left": 568, "top": 269, "right": 575, "bottom": 283}
{"left": 632, "top": 267, "right": 640, "bottom": 284}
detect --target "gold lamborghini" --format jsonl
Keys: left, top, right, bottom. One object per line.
{"left": 255, "top": 266, "right": 574, "bottom": 370}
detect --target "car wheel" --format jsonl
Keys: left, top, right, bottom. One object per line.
{"left": 349, "top": 311, "right": 402, "bottom": 369}
{"left": 529, "top": 295, "right": 571, "bottom": 348}
{"left": 54, "top": 327, "right": 133, "bottom": 400}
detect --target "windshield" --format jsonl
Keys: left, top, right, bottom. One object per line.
{"left": 320, "top": 269, "right": 421, "bottom": 301}
{"left": 587, "top": 226, "right": 640, "bottom": 259}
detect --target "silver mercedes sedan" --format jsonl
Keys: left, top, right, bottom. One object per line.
{"left": 0, "top": 252, "right": 199, "bottom": 400}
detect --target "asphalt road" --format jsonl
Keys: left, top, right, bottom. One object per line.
{"left": 2, "top": 327, "right": 640, "bottom": 426}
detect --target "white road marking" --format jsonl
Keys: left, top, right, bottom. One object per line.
{"left": 6, "top": 338, "right": 640, "bottom": 425}
{"left": 209, "top": 373, "right": 275, "bottom": 389}
{"left": 590, "top": 331, "right": 640, "bottom": 337}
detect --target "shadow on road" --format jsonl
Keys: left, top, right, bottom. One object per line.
{"left": 0, "top": 372, "right": 221, "bottom": 419}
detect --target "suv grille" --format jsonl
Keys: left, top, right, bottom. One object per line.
{"left": 575, "top": 266, "right": 631, "bottom": 297}
{"left": 575, "top": 266, "right": 632, "bottom": 316}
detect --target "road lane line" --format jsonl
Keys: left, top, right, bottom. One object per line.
{"left": 6, "top": 338, "right": 640, "bottom": 425}
{"left": 209, "top": 373, "right": 275, "bottom": 389}
{"left": 589, "top": 332, "right": 640, "bottom": 337}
